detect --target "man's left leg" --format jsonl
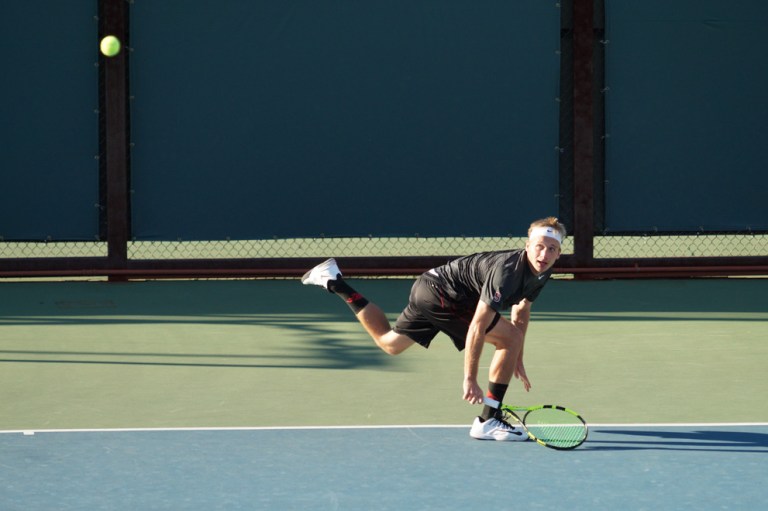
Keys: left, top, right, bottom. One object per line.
{"left": 302, "top": 258, "right": 415, "bottom": 355}
{"left": 468, "top": 324, "right": 529, "bottom": 441}
{"left": 481, "top": 320, "right": 525, "bottom": 420}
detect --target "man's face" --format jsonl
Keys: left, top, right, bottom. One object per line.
{"left": 525, "top": 235, "right": 561, "bottom": 275}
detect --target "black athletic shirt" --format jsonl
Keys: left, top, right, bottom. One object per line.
{"left": 434, "top": 249, "right": 551, "bottom": 312}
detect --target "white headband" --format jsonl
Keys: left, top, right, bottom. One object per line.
{"left": 529, "top": 226, "right": 563, "bottom": 244}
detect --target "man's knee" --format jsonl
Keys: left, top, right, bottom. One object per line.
{"left": 486, "top": 331, "right": 522, "bottom": 351}
{"left": 377, "top": 331, "right": 414, "bottom": 355}
{"left": 486, "top": 319, "right": 523, "bottom": 350}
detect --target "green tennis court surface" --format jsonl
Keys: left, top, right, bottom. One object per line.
{"left": 1, "top": 278, "right": 766, "bottom": 428}
{"left": 1, "top": 278, "right": 766, "bottom": 509}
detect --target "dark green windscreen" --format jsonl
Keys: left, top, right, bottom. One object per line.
{"left": 605, "top": 1, "right": 768, "bottom": 232}
{"left": 129, "top": 1, "right": 561, "bottom": 240}
{"left": 0, "top": 2, "right": 99, "bottom": 240}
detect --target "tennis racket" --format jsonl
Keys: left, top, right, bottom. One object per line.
{"left": 484, "top": 397, "right": 588, "bottom": 450}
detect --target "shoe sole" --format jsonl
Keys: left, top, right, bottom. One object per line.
{"left": 470, "top": 434, "right": 528, "bottom": 441}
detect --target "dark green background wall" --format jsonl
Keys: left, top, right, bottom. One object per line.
{"left": 129, "top": 1, "right": 561, "bottom": 240}
{"left": 605, "top": 0, "right": 768, "bottom": 232}
{"left": 1, "top": 3, "right": 99, "bottom": 240}
{"left": 3, "top": 1, "right": 766, "bottom": 243}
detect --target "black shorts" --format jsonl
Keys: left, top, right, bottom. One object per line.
{"left": 393, "top": 274, "right": 500, "bottom": 351}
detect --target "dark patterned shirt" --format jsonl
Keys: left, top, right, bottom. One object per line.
{"left": 434, "top": 249, "right": 551, "bottom": 312}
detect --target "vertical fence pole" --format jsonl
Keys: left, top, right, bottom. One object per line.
{"left": 100, "top": 0, "right": 130, "bottom": 280}
{"left": 572, "top": 0, "right": 595, "bottom": 269}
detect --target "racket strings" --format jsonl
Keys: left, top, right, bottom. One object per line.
{"left": 523, "top": 408, "right": 588, "bottom": 449}
{"left": 525, "top": 423, "right": 586, "bottom": 447}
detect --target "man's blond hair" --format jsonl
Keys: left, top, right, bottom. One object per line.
{"left": 528, "top": 217, "right": 567, "bottom": 240}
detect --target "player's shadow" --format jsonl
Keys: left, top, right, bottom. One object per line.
{"left": 0, "top": 279, "right": 408, "bottom": 371}
{"left": 0, "top": 316, "right": 394, "bottom": 371}
{"left": 583, "top": 429, "right": 768, "bottom": 453}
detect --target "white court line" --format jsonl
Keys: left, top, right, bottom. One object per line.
{"left": 2, "top": 422, "right": 768, "bottom": 435}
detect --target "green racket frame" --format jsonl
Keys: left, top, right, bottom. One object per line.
{"left": 484, "top": 398, "right": 588, "bottom": 450}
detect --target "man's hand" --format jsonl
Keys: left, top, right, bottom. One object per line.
{"left": 515, "top": 361, "right": 531, "bottom": 392}
{"left": 463, "top": 378, "right": 484, "bottom": 404}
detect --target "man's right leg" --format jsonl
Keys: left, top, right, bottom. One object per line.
{"left": 302, "top": 258, "right": 415, "bottom": 355}
{"left": 355, "top": 303, "right": 415, "bottom": 355}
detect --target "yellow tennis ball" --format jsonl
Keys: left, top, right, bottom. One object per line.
{"left": 100, "top": 35, "right": 121, "bottom": 57}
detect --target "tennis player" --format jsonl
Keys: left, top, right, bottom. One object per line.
{"left": 302, "top": 217, "right": 565, "bottom": 442}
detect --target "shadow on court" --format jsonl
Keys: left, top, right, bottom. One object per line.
{"left": 0, "top": 280, "right": 401, "bottom": 371}
{"left": 536, "top": 278, "right": 768, "bottom": 321}
{"left": 585, "top": 428, "right": 768, "bottom": 453}
{"left": 0, "top": 317, "right": 389, "bottom": 371}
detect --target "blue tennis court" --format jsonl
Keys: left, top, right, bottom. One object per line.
{"left": 2, "top": 425, "right": 766, "bottom": 510}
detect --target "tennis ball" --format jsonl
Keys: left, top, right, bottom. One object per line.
{"left": 100, "top": 35, "right": 121, "bottom": 57}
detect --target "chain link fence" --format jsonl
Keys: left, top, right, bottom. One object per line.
{"left": 0, "top": 241, "right": 107, "bottom": 259}
{"left": 594, "top": 232, "right": 768, "bottom": 259}
{"left": 3, "top": 233, "right": 766, "bottom": 261}
{"left": 0, "top": 237, "right": 572, "bottom": 260}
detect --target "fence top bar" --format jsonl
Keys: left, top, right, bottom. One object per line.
{"left": 1, "top": 264, "right": 767, "bottom": 280}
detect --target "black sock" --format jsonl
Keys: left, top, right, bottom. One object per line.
{"left": 327, "top": 278, "right": 369, "bottom": 314}
{"left": 481, "top": 382, "right": 509, "bottom": 421}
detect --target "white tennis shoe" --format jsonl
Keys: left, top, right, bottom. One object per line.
{"left": 301, "top": 258, "right": 342, "bottom": 291}
{"left": 470, "top": 416, "right": 529, "bottom": 442}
